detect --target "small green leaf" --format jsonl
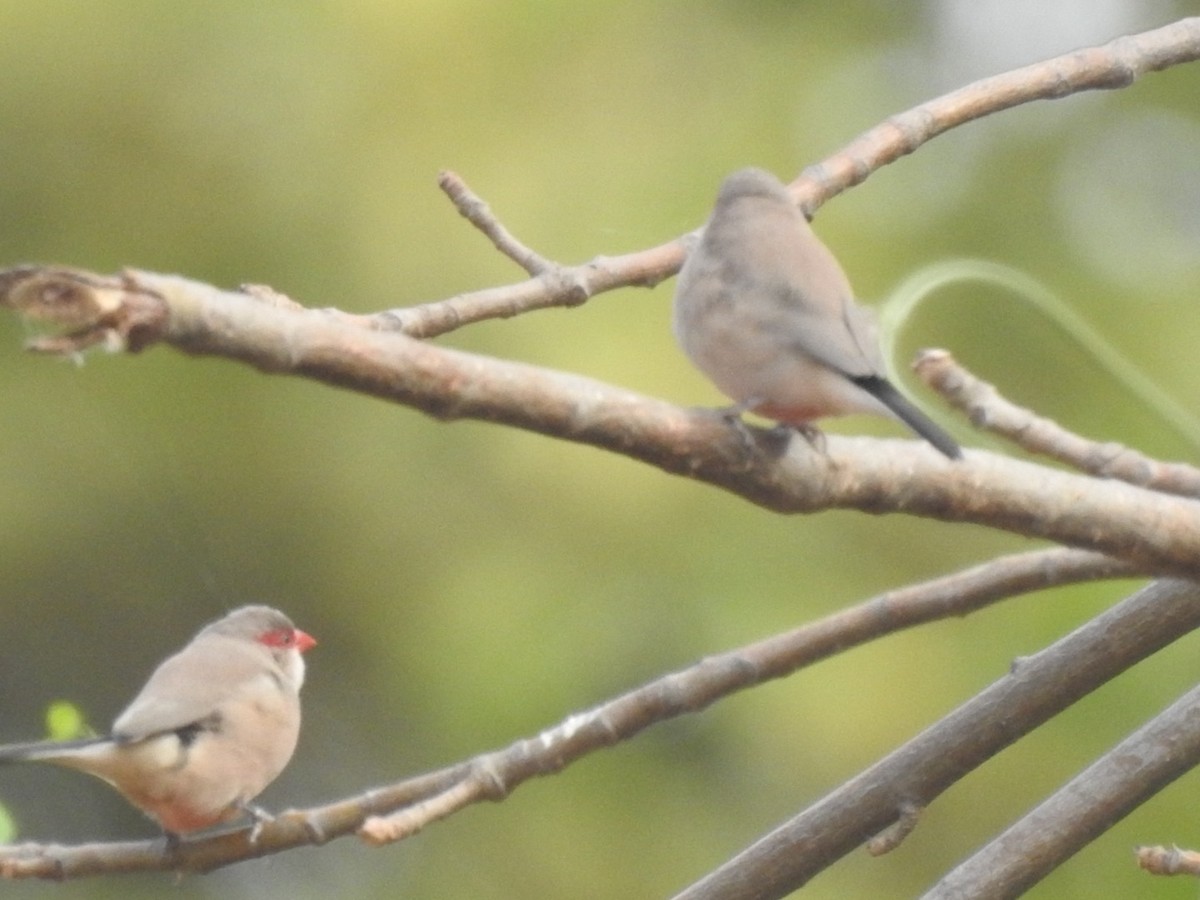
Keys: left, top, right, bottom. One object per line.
{"left": 45, "top": 700, "right": 89, "bottom": 741}
{"left": 0, "top": 802, "right": 16, "bottom": 842}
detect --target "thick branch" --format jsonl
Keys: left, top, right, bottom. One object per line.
{"left": 672, "top": 579, "right": 1200, "bottom": 900}
{"left": 923, "top": 677, "right": 1200, "bottom": 898}
{"left": 4, "top": 267, "right": 1200, "bottom": 575}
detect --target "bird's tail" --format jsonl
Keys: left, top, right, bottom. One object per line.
{"left": 853, "top": 375, "right": 962, "bottom": 460}
{"left": 0, "top": 736, "right": 112, "bottom": 765}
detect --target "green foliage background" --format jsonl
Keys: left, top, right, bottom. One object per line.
{"left": 0, "top": 3, "right": 1197, "bottom": 898}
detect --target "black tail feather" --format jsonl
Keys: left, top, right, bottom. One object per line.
{"left": 0, "top": 735, "right": 111, "bottom": 764}
{"left": 853, "top": 375, "right": 962, "bottom": 460}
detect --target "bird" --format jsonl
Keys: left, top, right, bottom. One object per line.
{"left": 0, "top": 605, "right": 316, "bottom": 839}
{"left": 672, "top": 166, "right": 962, "bottom": 460}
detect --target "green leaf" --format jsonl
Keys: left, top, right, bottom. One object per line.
{"left": 0, "top": 802, "right": 15, "bottom": 842}
{"left": 45, "top": 700, "right": 89, "bottom": 742}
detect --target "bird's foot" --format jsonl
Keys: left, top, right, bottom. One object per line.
{"left": 709, "top": 402, "right": 760, "bottom": 455}
{"left": 791, "top": 422, "right": 829, "bottom": 457}
{"left": 238, "top": 801, "right": 275, "bottom": 844}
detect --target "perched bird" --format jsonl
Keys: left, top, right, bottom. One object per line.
{"left": 673, "top": 167, "right": 962, "bottom": 459}
{"left": 0, "top": 605, "right": 315, "bottom": 838}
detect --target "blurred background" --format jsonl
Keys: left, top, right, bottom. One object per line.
{"left": 0, "top": 2, "right": 1197, "bottom": 897}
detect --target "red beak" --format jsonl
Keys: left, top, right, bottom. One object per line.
{"left": 294, "top": 629, "right": 317, "bottom": 653}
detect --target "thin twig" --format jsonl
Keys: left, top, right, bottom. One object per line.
{"left": 377, "top": 19, "right": 1200, "bottom": 339}
{"left": 436, "top": 170, "right": 555, "bottom": 275}
{"left": 1137, "top": 845, "right": 1200, "bottom": 878}
{"left": 351, "top": 548, "right": 1137, "bottom": 846}
{"left": 917, "top": 349, "right": 1200, "bottom": 498}
{"left": 796, "top": 19, "right": 1200, "bottom": 210}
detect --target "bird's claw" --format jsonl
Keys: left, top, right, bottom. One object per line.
{"left": 239, "top": 801, "right": 275, "bottom": 844}
{"left": 791, "top": 422, "right": 829, "bottom": 456}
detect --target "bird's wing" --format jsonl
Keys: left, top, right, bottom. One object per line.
{"left": 112, "top": 634, "right": 273, "bottom": 741}
{"left": 760, "top": 280, "right": 882, "bottom": 379}
{"left": 757, "top": 211, "right": 886, "bottom": 379}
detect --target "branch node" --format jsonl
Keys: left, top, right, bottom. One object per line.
{"left": 542, "top": 263, "right": 591, "bottom": 307}
{"left": 299, "top": 814, "right": 331, "bottom": 846}
{"left": 238, "top": 283, "right": 305, "bottom": 311}
{"left": 472, "top": 754, "right": 512, "bottom": 801}
{"left": 0, "top": 267, "right": 167, "bottom": 356}
{"left": 865, "top": 801, "right": 922, "bottom": 856}
{"left": 1137, "top": 844, "right": 1200, "bottom": 877}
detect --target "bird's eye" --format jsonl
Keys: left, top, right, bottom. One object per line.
{"left": 258, "top": 625, "right": 316, "bottom": 653}
{"left": 259, "top": 628, "right": 294, "bottom": 648}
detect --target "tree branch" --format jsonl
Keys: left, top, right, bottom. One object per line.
{"left": 1, "top": 17, "right": 1198, "bottom": 892}
{"left": 797, "top": 18, "right": 1200, "bottom": 212}
{"left": 923, "top": 676, "right": 1200, "bottom": 897}
{"left": 379, "top": 18, "right": 1200, "bottom": 339}
{"left": 436, "top": 170, "right": 557, "bottom": 276}
{"left": 4, "top": 267, "right": 1200, "bottom": 575}
{"left": 671, "top": 579, "right": 1200, "bottom": 900}
{"left": 921, "top": 350, "right": 1200, "bottom": 497}
{"left": 0, "top": 547, "right": 1134, "bottom": 878}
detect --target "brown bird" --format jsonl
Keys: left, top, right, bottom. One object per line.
{"left": 0, "top": 605, "right": 315, "bottom": 837}
{"left": 673, "top": 167, "right": 961, "bottom": 459}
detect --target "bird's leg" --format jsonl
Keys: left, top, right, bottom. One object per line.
{"left": 713, "top": 399, "right": 763, "bottom": 455}
{"left": 790, "top": 422, "right": 829, "bottom": 457}
{"left": 162, "top": 828, "right": 186, "bottom": 881}
{"left": 237, "top": 800, "right": 275, "bottom": 843}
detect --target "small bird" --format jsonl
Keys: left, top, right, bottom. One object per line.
{"left": 0, "top": 605, "right": 316, "bottom": 838}
{"left": 673, "top": 167, "right": 961, "bottom": 459}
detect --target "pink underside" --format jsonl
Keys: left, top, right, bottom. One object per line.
{"left": 752, "top": 401, "right": 831, "bottom": 424}
{"left": 145, "top": 798, "right": 235, "bottom": 834}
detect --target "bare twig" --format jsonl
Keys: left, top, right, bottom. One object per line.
{"left": 0, "top": 765, "right": 469, "bottom": 879}
{"left": 672, "top": 579, "right": 1200, "bottom": 900}
{"left": 378, "top": 18, "right": 1200, "bottom": 339}
{"left": 1137, "top": 845, "right": 1200, "bottom": 878}
{"left": 436, "top": 170, "right": 556, "bottom": 276}
{"left": 797, "top": 19, "right": 1200, "bottom": 211}
{"left": 351, "top": 548, "right": 1137, "bottom": 847}
{"left": 377, "top": 236, "right": 680, "bottom": 339}
{"left": 358, "top": 777, "right": 487, "bottom": 846}
{"left": 919, "top": 350, "right": 1200, "bottom": 497}
{"left": 0, "top": 547, "right": 1134, "bottom": 878}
